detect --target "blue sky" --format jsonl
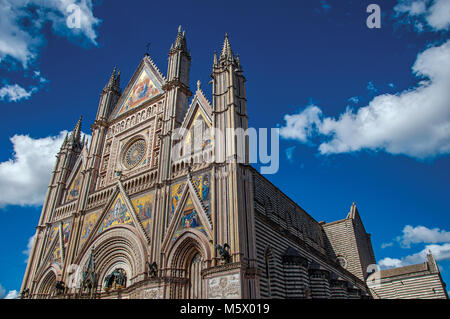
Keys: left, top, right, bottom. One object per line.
{"left": 0, "top": 0, "right": 449, "bottom": 298}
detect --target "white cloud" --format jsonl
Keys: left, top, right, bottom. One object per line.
{"left": 0, "top": 130, "right": 90, "bottom": 207}
{"left": 23, "top": 234, "right": 36, "bottom": 263}
{"left": 0, "top": 84, "right": 36, "bottom": 102}
{"left": 394, "top": 0, "right": 450, "bottom": 32}
{"left": 0, "top": 0, "right": 101, "bottom": 68}
{"left": 0, "top": 0, "right": 101, "bottom": 103}
{"left": 280, "top": 105, "right": 322, "bottom": 143}
{"left": 381, "top": 242, "right": 394, "bottom": 249}
{"left": 4, "top": 290, "right": 18, "bottom": 299}
{"left": 378, "top": 257, "right": 404, "bottom": 268}
{"left": 379, "top": 243, "right": 450, "bottom": 269}
{"left": 0, "top": 131, "right": 67, "bottom": 207}
{"left": 398, "top": 225, "right": 450, "bottom": 248}
{"left": 280, "top": 40, "right": 450, "bottom": 160}
{"left": 35, "top": 0, "right": 102, "bottom": 46}
{"left": 0, "top": 284, "right": 18, "bottom": 299}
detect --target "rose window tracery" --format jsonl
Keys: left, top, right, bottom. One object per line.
{"left": 122, "top": 139, "right": 146, "bottom": 169}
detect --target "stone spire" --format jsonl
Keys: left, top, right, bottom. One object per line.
{"left": 219, "top": 33, "right": 235, "bottom": 63}
{"left": 105, "top": 67, "right": 116, "bottom": 90}
{"left": 166, "top": 25, "right": 191, "bottom": 88}
{"left": 172, "top": 25, "right": 188, "bottom": 53}
{"left": 213, "top": 51, "right": 218, "bottom": 67}
{"left": 104, "top": 66, "right": 121, "bottom": 93}
{"left": 114, "top": 70, "right": 121, "bottom": 91}
{"left": 69, "top": 115, "right": 83, "bottom": 151}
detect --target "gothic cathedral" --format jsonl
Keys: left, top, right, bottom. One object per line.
{"left": 21, "top": 27, "right": 377, "bottom": 299}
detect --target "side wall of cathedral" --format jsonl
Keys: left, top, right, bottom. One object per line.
{"left": 250, "top": 168, "right": 371, "bottom": 298}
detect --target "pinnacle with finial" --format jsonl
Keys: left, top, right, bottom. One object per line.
{"left": 220, "top": 33, "right": 235, "bottom": 62}
{"left": 106, "top": 66, "right": 117, "bottom": 89}
{"left": 172, "top": 25, "right": 188, "bottom": 53}
{"left": 213, "top": 51, "right": 218, "bottom": 66}
{"left": 73, "top": 115, "right": 82, "bottom": 143}
{"left": 114, "top": 70, "right": 121, "bottom": 90}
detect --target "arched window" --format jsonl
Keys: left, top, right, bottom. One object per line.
{"left": 188, "top": 253, "right": 203, "bottom": 299}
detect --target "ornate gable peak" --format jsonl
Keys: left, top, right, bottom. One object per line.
{"left": 143, "top": 54, "right": 166, "bottom": 83}
{"left": 180, "top": 81, "right": 212, "bottom": 130}
{"left": 109, "top": 55, "right": 166, "bottom": 121}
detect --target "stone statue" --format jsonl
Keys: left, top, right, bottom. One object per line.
{"left": 146, "top": 261, "right": 158, "bottom": 278}
{"left": 55, "top": 280, "right": 66, "bottom": 295}
{"left": 104, "top": 268, "right": 127, "bottom": 290}
{"left": 215, "top": 243, "right": 231, "bottom": 264}
{"left": 20, "top": 288, "right": 30, "bottom": 299}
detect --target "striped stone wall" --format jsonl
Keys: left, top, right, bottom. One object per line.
{"left": 250, "top": 168, "right": 370, "bottom": 299}
{"left": 370, "top": 273, "right": 447, "bottom": 299}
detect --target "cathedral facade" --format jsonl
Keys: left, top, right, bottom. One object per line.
{"left": 21, "top": 27, "right": 377, "bottom": 299}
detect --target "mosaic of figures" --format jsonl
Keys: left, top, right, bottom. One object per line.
{"left": 61, "top": 222, "right": 71, "bottom": 246}
{"left": 99, "top": 194, "right": 133, "bottom": 234}
{"left": 80, "top": 211, "right": 99, "bottom": 247}
{"left": 172, "top": 195, "right": 207, "bottom": 242}
{"left": 66, "top": 170, "right": 82, "bottom": 202}
{"left": 117, "top": 68, "right": 161, "bottom": 117}
{"left": 171, "top": 182, "right": 185, "bottom": 221}
{"left": 47, "top": 221, "right": 71, "bottom": 255}
{"left": 131, "top": 192, "right": 153, "bottom": 236}
{"left": 192, "top": 173, "right": 210, "bottom": 214}
{"left": 50, "top": 242, "right": 62, "bottom": 267}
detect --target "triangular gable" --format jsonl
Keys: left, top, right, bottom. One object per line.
{"left": 131, "top": 191, "right": 154, "bottom": 237}
{"left": 172, "top": 195, "right": 208, "bottom": 242}
{"left": 76, "top": 183, "right": 151, "bottom": 260}
{"left": 112, "top": 56, "right": 165, "bottom": 119}
{"left": 176, "top": 89, "right": 213, "bottom": 156}
{"left": 162, "top": 177, "right": 212, "bottom": 251}
{"left": 181, "top": 88, "right": 213, "bottom": 130}
{"left": 97, "top": 193, "right": 134, "bottom": 234}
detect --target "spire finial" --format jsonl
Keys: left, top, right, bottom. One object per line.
{"left": 197, "top": 80, "right": 201, "bottom": 90}
{"left": 172, "top": 25, "right": 188, "bottom": 52}
{"left": 114, "top": 70, "right": 121, "bottom": 90}
{"left": 68, "top": 115, "right": 82, "bottom": 150}
{"left": 220, "top": 33, "right": 235, "bottom": 62}
{"left": 74, "top": 115, "right": 82, "bottom": 140}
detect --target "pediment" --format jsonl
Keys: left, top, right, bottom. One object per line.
{"left": 162, "top": 176, "right": 213, "bottom": 251}
{"left": 112, "top": 56, "right": 166, "bottom": 119}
